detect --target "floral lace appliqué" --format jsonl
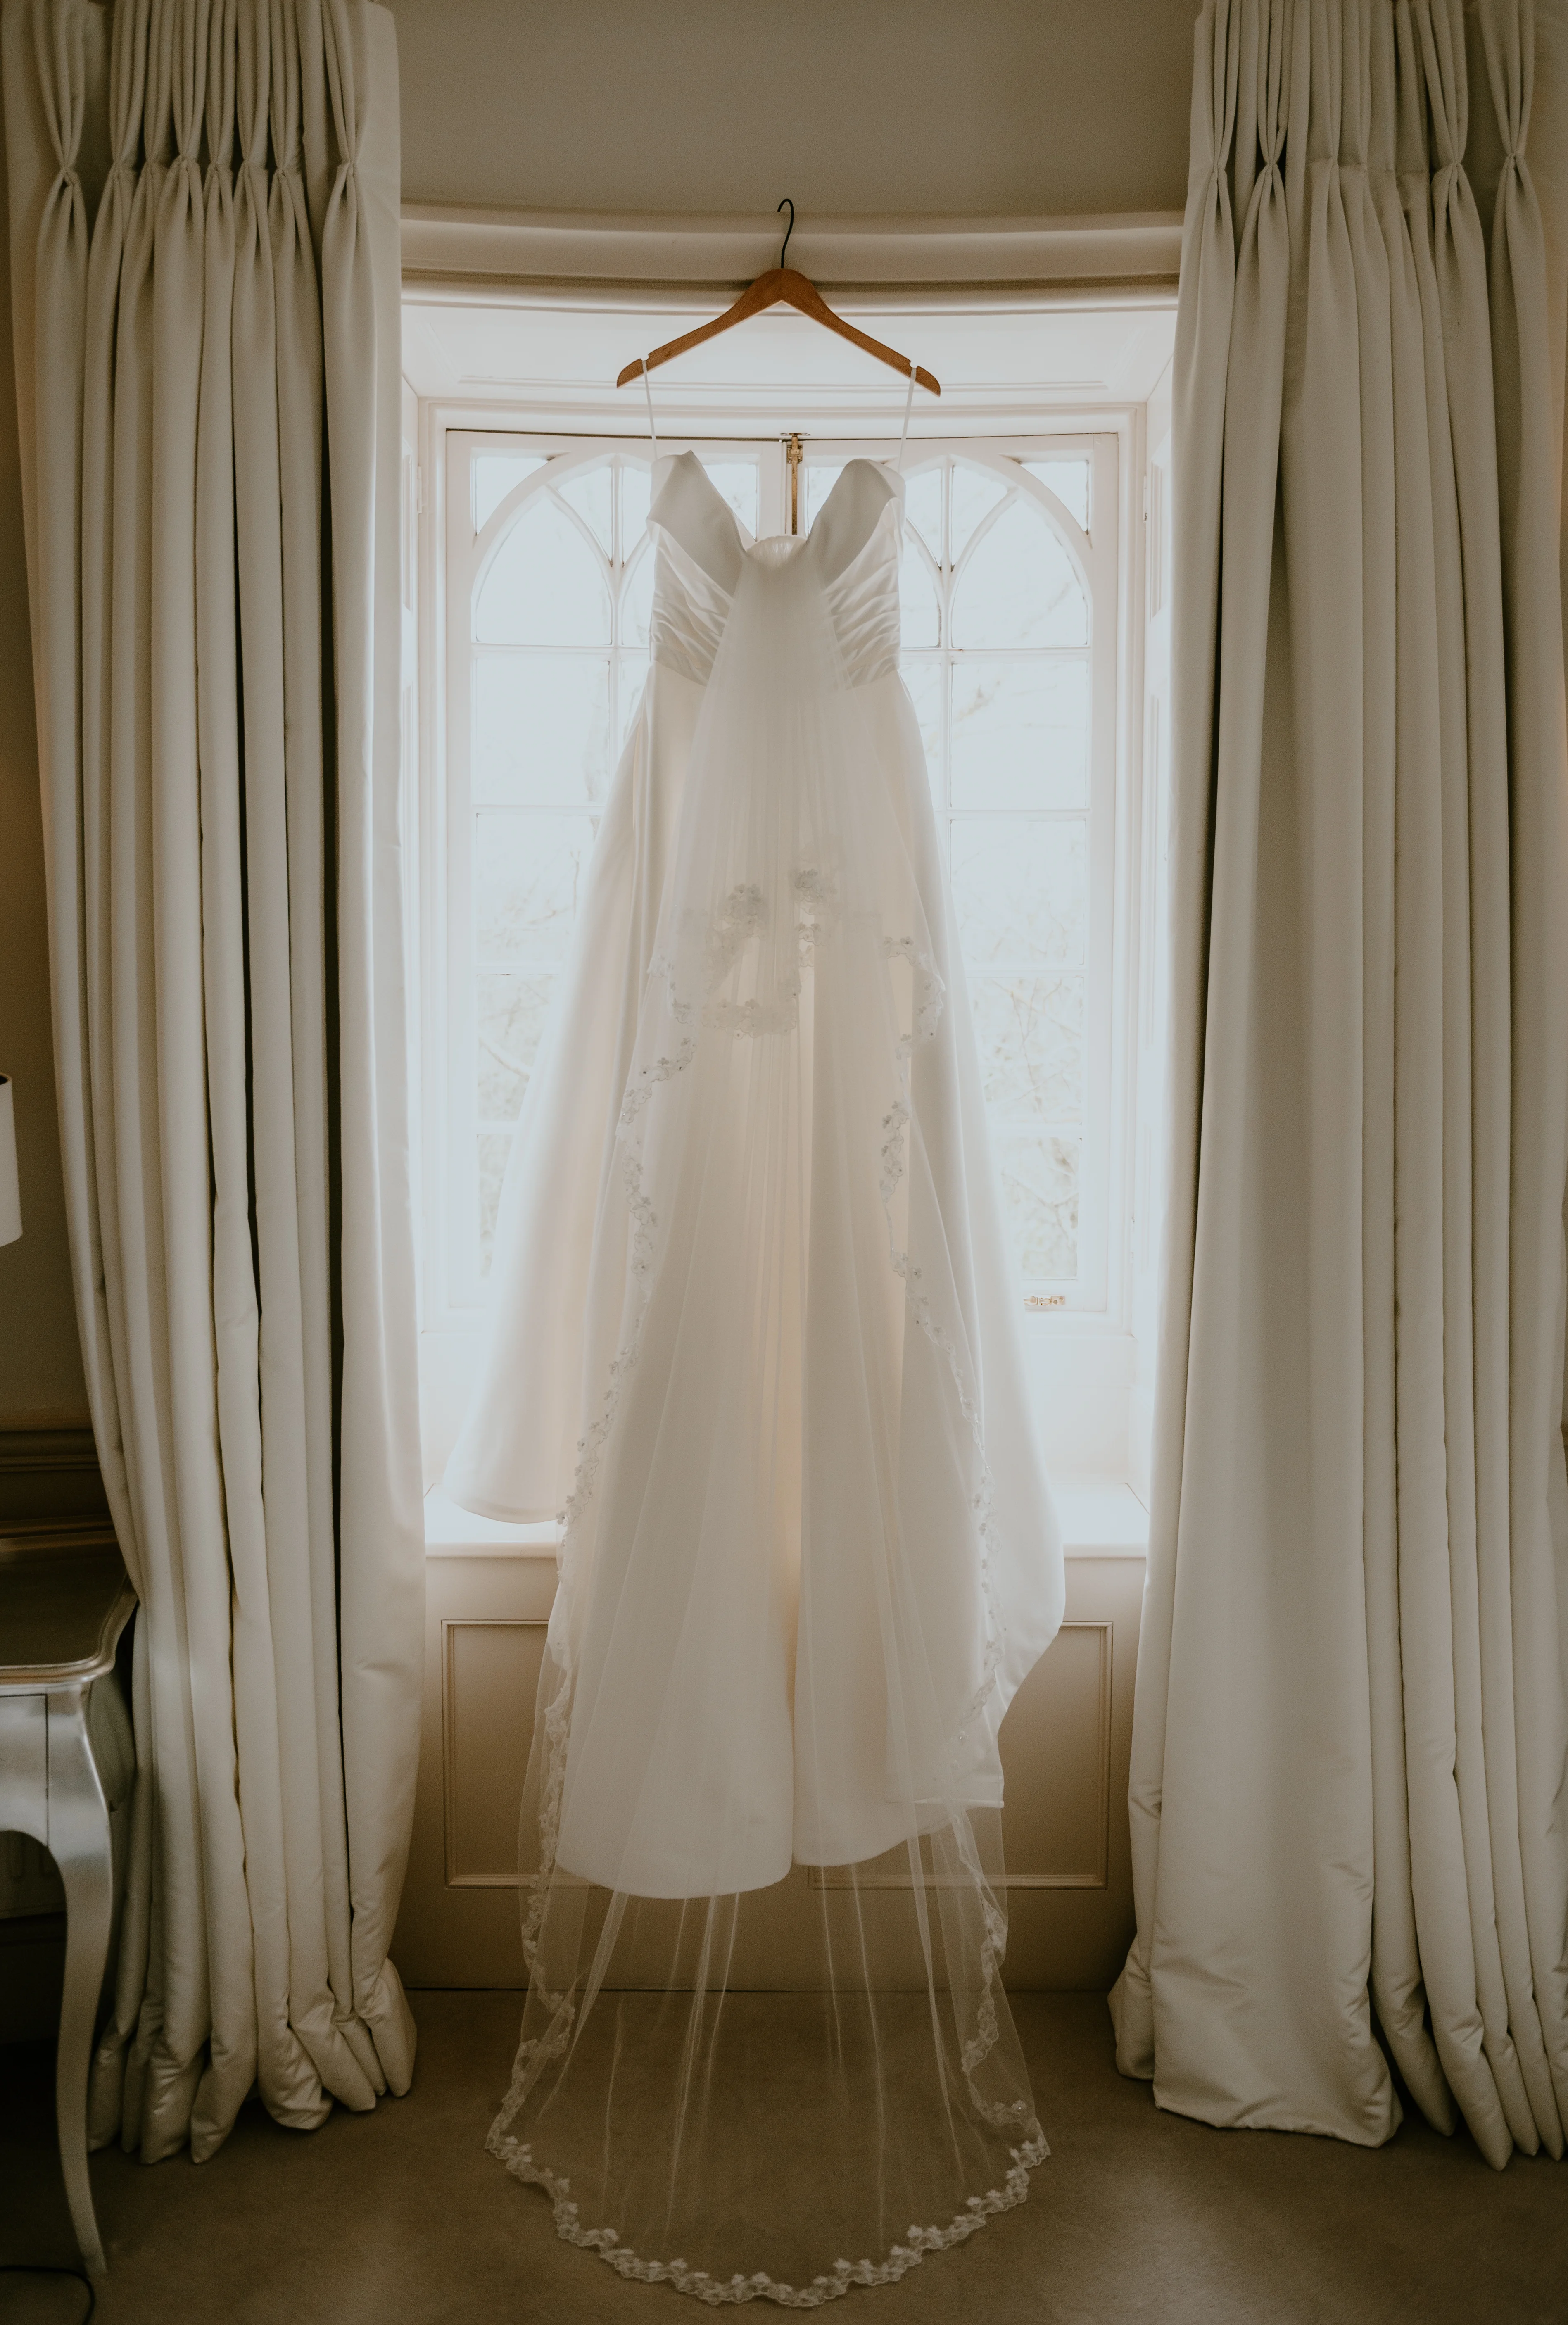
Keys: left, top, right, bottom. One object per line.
{"left": 485, "top": 2123, "right": 1049, "bottom": 2310}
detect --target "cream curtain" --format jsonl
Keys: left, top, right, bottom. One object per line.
{"left": 3, "top": 0, "right": 422, "bottom": 2163}
{"left": 1112, "top": 0, "right": 1568, "bottom": 2166}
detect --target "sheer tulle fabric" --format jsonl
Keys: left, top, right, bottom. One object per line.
{"left": 448, "top": 458, "right": 1062, "bottom": 2301}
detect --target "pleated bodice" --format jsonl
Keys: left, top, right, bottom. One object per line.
{"left": 647, "top": 450, "right": 905, "bottom": 689}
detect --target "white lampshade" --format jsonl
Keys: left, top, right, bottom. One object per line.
{"left": 0, "top": 1076, "right": 21, "bottom": 1245}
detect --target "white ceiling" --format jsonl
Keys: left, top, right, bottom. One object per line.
{"left": 402, "top": 291, "right": 1176, "bottom": 437}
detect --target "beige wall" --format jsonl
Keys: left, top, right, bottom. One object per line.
{"left": 387, "top": 0, "right": 1196, "bottom": 219}
{"left": 397, "top": 1549, "right": 1145, "bottom": 1990}
{"left": 0, "top": 0, "right": 1197, "bottom": 1434}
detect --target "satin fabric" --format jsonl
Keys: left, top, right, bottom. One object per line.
{"left": 1113, "top": 0, "right": 1568, "bottom": 2168}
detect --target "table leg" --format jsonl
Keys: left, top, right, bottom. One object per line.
{"left": 47, "top": 1686, "right": 112, "bottom": 2278}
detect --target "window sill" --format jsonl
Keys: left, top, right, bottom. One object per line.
{"left": 423, "top": 1483, "right": 558, "bottom": 1560}
{"left": 423, "top": 1476, "right": 1149, "bottom": 1562}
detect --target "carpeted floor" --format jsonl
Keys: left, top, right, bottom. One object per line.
{"left": 2, "top": 1991, "right": 1564, "bottom": 2325}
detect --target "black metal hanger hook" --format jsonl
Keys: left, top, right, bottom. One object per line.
{"left": 777, "top": 198, "right": 794, "bottom": 269}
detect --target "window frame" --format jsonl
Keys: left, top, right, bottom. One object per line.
{"left": 408, "top": 380, "right": 1157, "bottom": 1487}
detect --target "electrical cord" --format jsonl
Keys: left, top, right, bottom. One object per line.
{"left": 0, "top": 2261, "right": 95, "bottom": 2321}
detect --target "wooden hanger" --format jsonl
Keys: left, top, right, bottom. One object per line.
{"left": 617, "top": 201, "right": 940, "bottom": 396}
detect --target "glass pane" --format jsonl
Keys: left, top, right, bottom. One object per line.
{"left": 701, "top": 460, "right": 759, "bottom": 538}
{"left": 558, "top": 465, "right": 613, "bottom": 554}
{"left": 474, "top": 810, "right": 597, "bottom": 963}
{"left": 950, "top": 656, "right": 1090, "bottom": 809}
{"left": 903, "top": 466, "right": 942, "bottom": 561}
{"left": 970, "top": 971, "right": 1084, "bottom": 1124}
{"left": 803, "top": 462, "right": 846, "bottom": 531}
{"left": 473, "top": 654, "right": 609, "bottom": 805}
{"left": 1023, "top": 457, "right": 1090, "bottom": 533}
{"left": 950, "top": 464, "right": 1008, "bottom": 561}
{"left": 993, "top": 1132, "right": 1079, "bottom": 1282}
{"left": 900, "top": 538, "right": 941, "bottom": 650}
{"left": 621, "top": 541, "right": 655, "bottom": 648}
{"left": 478, "top": 1130, "right": 515, "bottom": 1274}
{"left": 951, "top": 817, "right": 1087, "bottom": 966}
{"left": 620, "top": 462, "right": 652, "bottom": 555}
{"left": 953, "top": 497, "right": 1086, "bottom": 649}
{"left": 476, "top": 969, "right": 558, "bottom": 1121}
{"left": 475, "top": 496, "right": 611, "bottom": 646}
{"left": 900, "top": 657, "right": 943, "bottom": 800}
{"left": 618, "top": 652, "right": 651, "bottom": 751}
{"left": 473, "top": 451, "right": 546, "bottom": 534}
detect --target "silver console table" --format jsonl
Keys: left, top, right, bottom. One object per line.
{"left": 0, "top": 1523, "right": 135, "bottom": 2277}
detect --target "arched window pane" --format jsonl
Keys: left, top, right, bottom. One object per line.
{"left": 900, "top": 538, "right": 940, "bottom": 649}
{"left": 1022, "top": 457, "right": 1090, "bottom": 532}
{"left": 473, "top": 654, "right": 609, "bottom": 804}
{"left": 478, "top": 1132, "right": 516, "bottom": 1271}
{"left": 952, "top": 498, "right": 1086, "bottom": 649}
{"left": 951, "top": 818, "right": 1086, "bottom": 966}
{"left": 618, "top": 653, "right": 651, "bottom": 751}
{"left": 620, "top": 462, "right": 652, "bottom": 553}
{"left": 950, "top": 657, "right": 1089, "bottom": 809}
{"left": 558, "top": 465, "right": 613, "bottom": 554}
{"left": 621, "top": 540, "right": 655, "bottom": 647}
{"left": 804, "top": 461, "right": 845, "bottom": 531}
{"left": 477, "top": 969, "right": 557, "bottom": 1122}
{"left": 970, "top": 972, "right": 1084, "bottom": 1125}
{"left": 949, "top": 464, "right": 1007, "bottom": 560}
{"left": 904, "top": 467, "right": 942, "bottom": 561}
{"left": 902, "top": 657, "right": 943, "bottom": 798}
{"left": 473, "top": 452, "right": 546, "bottom": 533}
{"left": 702, "top": 460, "right": 759, "bottom": 537}
{"left": 475, "top": 496, "right": 611, "bottom": 644}
{"left": 994, "top": 1133, "right": 1079, "bottom": 1282}
{"left": 474, "top": 809, "right": 597, "bottom": 962}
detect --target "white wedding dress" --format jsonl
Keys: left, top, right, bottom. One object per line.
{"left": 447, "top": 451, "right": 1064, "bottom": 2304}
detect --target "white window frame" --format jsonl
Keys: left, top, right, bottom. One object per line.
{"left": 406, "top": 363, "right": 1159, "bottom": 1491}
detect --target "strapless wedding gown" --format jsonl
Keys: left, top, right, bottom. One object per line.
{"left": 447, "top": 452, "right": 1064, "bottom": 2304}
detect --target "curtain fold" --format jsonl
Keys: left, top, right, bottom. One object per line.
{"left": 3, "top": 0, "right": 421, "bottom": 2164}
{"left": 1112, "top": 0, "right": 1568, "bottom": 2168}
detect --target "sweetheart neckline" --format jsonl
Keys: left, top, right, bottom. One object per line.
{"left": 650, "top": 449, "right": 903, "bottom": 554}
